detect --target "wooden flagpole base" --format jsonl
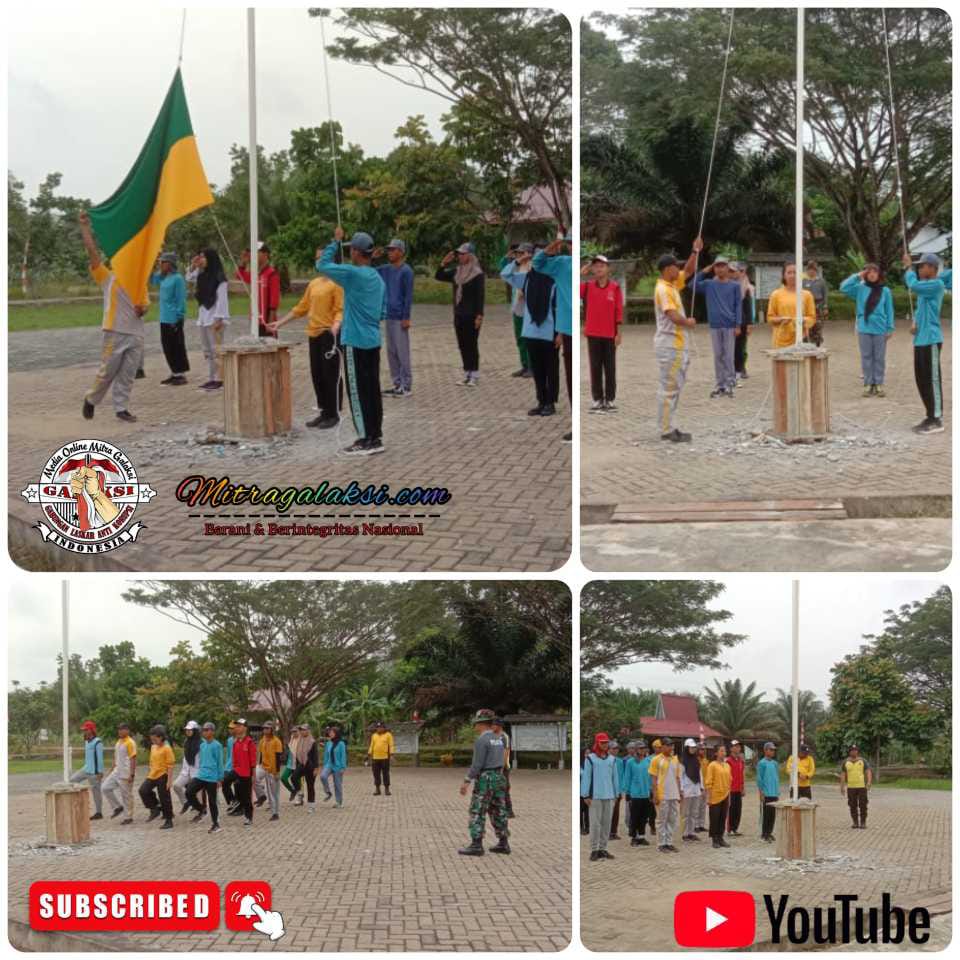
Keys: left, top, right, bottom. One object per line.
{"left": 767, "top": 346, "right": 831, "bottom": 441}
{"left": 44, "top": 783, "right": 90, "bottom": 844}
{"left": 221, "top": 341, "right": 293, "bottom": 439}
{"left": 773, "top": 798, "right": 818, "bottom": 859}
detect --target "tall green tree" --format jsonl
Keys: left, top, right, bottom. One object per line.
{"left": 320, "top": 8, "right": 572, "bottom": 226}
{"left": 701, "top": 679, "right": 771, "bottom": 740}
{"left": 580, "top": 580, "right": 744, "bottom": 678}
{"left": 769, "top": 688, "right": 828, "bottom": 747}
{"left": 9, "top": 681, "right": 59, "bottom": 757}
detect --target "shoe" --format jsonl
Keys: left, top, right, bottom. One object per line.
{"left": 860, "top": 823, "right": 866, "bottom": 829}
{"left": 741, "top": 370, "right": 750, "bottom": 380}
{"left": 199, "top": 380, "right": 216, "bottom": 390}
{"left": 323, "top": 792, "right": 333, "bottom": 802}
{"left": 511, "top": 368, "right": 527, "bottom": 378}
{"left": 661, "top": 428, "right": 692, "bottom": 443}
{"left": 307, "top": 803, "right": 316, "bottom": 813}
{"left": 916, "top": 418, "right": 944, "bottom": 434}
{"left": 631, "top": 838, "right": 642, "bottom": 846}
{"left": 191, "top": 812, "right": 204, "bottom": 823}
{"left": 374, "top": 788, "right": 382, "bottom": 796}
{"left": 170, "top": 376, "right": 187, "bottom": 385}
{"left": 120, "top": 818, "right": 133, "bottom": 825}
{"left": 364, "top": 439, "right": 386, "bottom": 455}
{"left": 135, "top": 368, "right": 146, "bottom": 380}
{"left": 724, "top": 388, "right": 735, "bottom": 398}
{"left": 863, "top": 386, "right": 874, "bottom": 397}
{"left": 343, "top": 439, "right": 370, "bottom": 455}
{"left": 520, "top": 368, "right": 533, "bottom": 378}
{"left": 160, "top": 820, "right": 173, "bottom": 830}
{"left": 562, "top": 432, "right": 572, "bottom": 443}
{"left": 227, "top": 809, "right": 244, "bottom": 817}
{"left": 599, "top": 850, "right": 615, "bottom": 860}
{"left": 111, "top": 807, "right": 124, "bottom": 819}
{"left": 666, "top": 845, "right": 680, "bottom": 853}
{"left": 161, "top": 375, "right": 177, "bottom": 385}
{"left": 608, "top": 833, "right": 620, "bottom": 840}
{"left": 712, "top": 839, "right": 720, "bottom": 848}
{"left": 719, "top": 839, "right": 730, "bottom": 848}
{"left": 385, "top": 788, "right": 391, "bottom": 796}
{"left": 590, "top": 400, "right": 605, "bottom": 413}
{"left": 690, "top": 834, "right": 701, "bottom": 841}
{"left": 255, "top": 796, "right": 267, "bottom": 807}
{"left": 874, "top": 386, "right": 886, "bottom": 397}
{"left": 458, "top": 840, "right": 485, "bottom": 856}
{"left": 82, "top": 399, "right": 95, "bottom": 420}
{"left": 209, "top": 380, "right": 223, "bottom": 389}
{"left": 306, "top": 414, "right": 329, "bottom": 427}
{"left": 295, "top": 795, "right": 304, "bottom": 806}
{"left": 728, "top": 830, "right": 742, "bottom": 837}
{"left": 382, "top": 386, "right": 402, "bottom": 396}
{"left": 709, "top": 388, "right": 724, "bottom": 398}
{"left": 90, "top": 813, "right": 103, "bottom": 821}
{"left": 146, "top": 809, "right": 161, "bottom": 822}
{"left": 180, "top": 802, "right": 191, "bottom": 815}
{"left": 657, "top": 846, "right": 669, "bottom": 853}
{"left": 637, "top": 838, "right": 649, "bottom": 846}
{"left": 851, "top": 823, "right": 860, "bottom": 829}
{"left": 209, "top": 824, "right": 221, "bottom": 834}
{"left": 682, "top": 834, "right": 694, "bottom": 841}
{"left": 116, "top": 410, "right": 137, "bottom": 422}
{"left": 335, "top": 802, "right": 343, "bottom": 809}
{"left": 465, "top": 376, "right": 479, "bottom": 387}
{"left": 528, "top": 405, "right": 544, "bottom": 416}
{"left": 460, "top": 375, "right": 471, "bottom": 386}
{"left": 605, "top": 400, "right": 617, "bottom": 411}
{"left": 270, "top": 814, "right": 279, "bottom": 821}
{"left": 540, "top": 403, "right": 556, "bottom": 416}
{"left": 488, "top": 838, "right": 511, "bottom": 855}
{"left": 243, "top": 818, "right": 252, "bottom": 826}
{"left": 227, "top": 803, "right": 241, "bottom": 814}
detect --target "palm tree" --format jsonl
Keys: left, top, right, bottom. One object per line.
{"left": 702, "top": 678, "right": 772, "bottom": 740}
{"left": 770, "top": 689, "right": 828, "bottom": 746}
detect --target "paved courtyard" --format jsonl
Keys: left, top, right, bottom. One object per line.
{"left": 8, "top": 305, "right": 571, "bottom": 572}
{"left": 8, "top": 766, "right": 571, "bottom": 952}
{"left": 581, "top": 321, "right": 951, "bottom": 571}
{"left": 580, "top": 786, "right": 951, "bottom": 952}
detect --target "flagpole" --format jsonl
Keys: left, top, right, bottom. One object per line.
{"left": 795, "top": 5, "right": 804, "bottom": 347}
{"left": 62, "top": 581, "right": 70, "bottom": 783}
{"left": 791, "top": 580, "right": 799, "bottom": 801}
{"left": 247, "top": 8, "right": 259, "bottom": 339}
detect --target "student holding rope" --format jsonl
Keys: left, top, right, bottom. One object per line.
{"left": 316, "top": 226, "right": 388, "bottom": 455}
{"left": 840, "top": 265, "right": 894, "bottom": 397}
{"left": 902, "top": 252, "right": 950, "bottom": 434}
{"left": 653, "top": 239, "right": 701, "bottom": 442}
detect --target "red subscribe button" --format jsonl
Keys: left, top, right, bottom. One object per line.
{"left": 30, "top": 882, "right": 220, "bottom": 931}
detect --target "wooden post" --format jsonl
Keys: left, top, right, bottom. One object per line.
{"left": 773, "top": 799, "right": 817, "bottom": 860}
{"left": 44, "top": 784, "right": 90, "bottom": 844}
{"left": 768, "top": 347, "right": 830, "bottom": 441}
{"left": 221, "top": 342, "right": 293, "bottom": 439}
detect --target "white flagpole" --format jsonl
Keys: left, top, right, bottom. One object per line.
{"left": 791, "top": 580, "right": 800, "bottom": 801}
{"left": 795, "top": 6, "right": 805, "bottom": 347}
{"left": 247, "top": 8, "right": 259, "bottom": 338}
{"left": 62, "top": 581, "right": 70, "bottom": 783}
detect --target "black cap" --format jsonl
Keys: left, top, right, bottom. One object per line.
{"left": 661, "top": 736, "right": 673, "bottom": 746}
{"left": 657, "top": 254, "right": 680, "bottom": 271}
{"left": 150, "top": 724, "right": 167, "bottom": 737}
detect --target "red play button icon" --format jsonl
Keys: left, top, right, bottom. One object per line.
{"left": 674, "top": 890, "right": 756, "bottom": 948}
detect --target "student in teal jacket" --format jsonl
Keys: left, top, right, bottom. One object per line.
{"left": 840, "top": 265, "right": 895, "bottom": 396}
{"left": 320, "top": 725, "right": 349, "bottom": 808}
{"left": 622, "top": 742, "right": 654, "bottom": 846}
{"left": 756, "top": 741, "right": 781, "bottom": 842}
{"left": 185, "top": 722, "right": 224, "bottom": 832}
{"left": 902, "top": 252, "right": 950, "bottom": 433}
{"left": 150, "top": 252, "right": 189, "bottom": 384}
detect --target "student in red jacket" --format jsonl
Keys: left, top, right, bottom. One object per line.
{"left": 580, "top": 255, "right": 624, "bottom": 413}
{"left": 725, "top": 739, "right": 745, "bottom": 837}
{"left": 228, "top": 718, "right": 258, "bottom": 826}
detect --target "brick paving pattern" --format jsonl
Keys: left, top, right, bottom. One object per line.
{"left": 8, "top": 306, "right": 571, "bottom": 572}
{"left": 580, "top": 787, "right": 951, "bottom": 952}
{"left": 9, "top": 767, "right": 571, "bottom": 952}
{"left": 581, "top": 322, "right": 951, "bottom": 509}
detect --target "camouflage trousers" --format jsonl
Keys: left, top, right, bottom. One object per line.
{"left": 468, "top": 770, "right": 509, "bottom": 842}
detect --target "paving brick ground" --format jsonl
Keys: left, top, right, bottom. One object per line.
{"left": 8, "top": 766, "right": 571, "bottom": 952}
{"left": 580, "top": 786, "right": 951, "bottom": 952}
{"left": 8, "top": 306, "right": 571, "bottom": 572}
{"left": 580, "top": 321, "right": 951, "bottom": 570}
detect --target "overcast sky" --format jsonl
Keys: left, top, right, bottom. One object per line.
{"left": 8, "top": 7, "right": 449, "bottom": 202}
{"left": 604, "top": 579, "right": 945, "bottom": 706}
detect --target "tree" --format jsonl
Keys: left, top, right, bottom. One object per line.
{"left": 319, "top": 8, "right": 572, "bottom": 226}
{"left": 580, "top": 686, "right": 659, "bottom": 739}
{"left": 701, "top": 679, "right": 772, "bottom": 740}
{"left": 591, "top": 8, "right": 952, "bottom": 266}
{"left": 9, "top": 682, "right": 58, "bottom": 757}
{"left": 769, "top": 688, "right": 828, "bottom": 747}
{"left": 867, "top": 586, "right": 951, "bottom": 732}
{"left": 580, "top": 580, "right": 744, "bottom": 677}
{"left": 816, "top": 651, "right": 937, "bottom": 779}
{"left": 123, "top": 581, "right": 398, "bottom": 733}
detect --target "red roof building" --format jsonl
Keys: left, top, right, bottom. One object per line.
{"left": 638, "top": 693, "right": 725, "bottom": 744}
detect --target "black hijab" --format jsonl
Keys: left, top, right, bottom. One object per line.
{"left": 681, "top": 746, "right": 701, "bottom": 784}
{"left": 184, "top": 729, "right": 200, "bottom": 765}
{"left": 863, "top": 264, "right": 885, "bottom": 320}
{"left": 196, "top": 248, "right": 227, "bottom": 310}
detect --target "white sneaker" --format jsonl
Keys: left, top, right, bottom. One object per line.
{"left": 308, "top": 803, "right": 316, "bottom": 813}
{"left": 590, "top": 400, "right": 604, "bottom": 413}
{"left": 605, "top": 400, "right": 617, "bottom": 411}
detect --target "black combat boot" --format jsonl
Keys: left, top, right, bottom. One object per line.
{"left": 458, "top": 839, "right": 484, "bottom": 856}
{"left": 489, "top": 837, "right": 511, "bottom": 855}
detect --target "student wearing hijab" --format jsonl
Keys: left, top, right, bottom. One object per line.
{"left": 840, "top": 264, "right": 895, "bottom": 396}
{"left": 580, "top": 732, "right": 620, "bottom": 861}
{"left": 186, "top": 248, "right": 230, "bottom": 390}
{"left": 281, "top": 726, "right": 300, "bottom": 800}
{"left": 436, "top": 242, "right": 485, "bottom": 386}
{"left": 290, "top": 723, "right": 319, "bottom": 811}
{"left": 173, "top": 721, "right": 202, "bottom": 815}
{"left": 679, "top": 739, "right": 704, "bottom": 842}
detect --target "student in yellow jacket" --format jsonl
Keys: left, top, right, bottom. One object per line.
{"left": 703, "top": 744, "right": 732, "bottom": 849}
{"left": 367, "top": 721, "right": 395, "bottom": 796}
{"left": 648, "top": 737, "right": 683, "bottom": 853}
{"left": 767, "top": 262, "right": 816, "bottom": 348}
{"left": 785, "top": 743, "right": 816, "bottom": 799}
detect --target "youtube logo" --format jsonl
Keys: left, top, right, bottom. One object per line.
{"left": 674, "top": 890, "right": 756, "bottom": 948}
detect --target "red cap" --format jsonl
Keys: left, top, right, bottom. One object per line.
{"left": 81, "top": 720, "right": 97, "bottom": 733}
{"left": 592, "top": 732, "right": 610, "bottom": 753}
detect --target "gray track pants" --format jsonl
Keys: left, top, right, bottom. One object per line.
{"left": 657, "top": 798, "right": 679, "bottom": 847}
{"left": 102, "top": 771, "right": 133, "bottom": 817}
{"left": 198, "top": 323, "right": 224, "bottom": 382}
{"left": 70, "top": 770, "right": 103, "bottom": 814}
{"left": 261, "top": 772, "right": 280, "bottom": 816}
{"left": 85, "top": 330, "right": 143, "bottom": 413}
{"left": 385, "top": 319, "right": 412, "bottom": 391}
{"left": 655, "top": 346, "right": 690, "bottom": 434}
{"left": 710, "top": 327, "right": 736, "bottom": 391}
{"left": 588, "top": 798, "right": 614, "bottom": 852}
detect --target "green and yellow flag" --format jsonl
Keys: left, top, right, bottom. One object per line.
{"left": 89, "top": 69, "right": 213, "bottom": 306}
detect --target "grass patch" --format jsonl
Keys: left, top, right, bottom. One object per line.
{"left": 872, "top": 777, "right": 951, "bottom": 790}
{"left": 9, "top": 758, "right": 67, "bottom": 775}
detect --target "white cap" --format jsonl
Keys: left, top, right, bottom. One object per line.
{"left": 684, "top": 737, "right": 697, "bottom": 747}
{"left": 184, "top": 720, "right": 200, "bottom": 731}
{"left": 730, "top": 739, "right": 740, "bottom": 746}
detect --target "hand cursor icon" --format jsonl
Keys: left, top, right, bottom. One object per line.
{"left": 249, "top": 902, "right": 286, "bottom": 941}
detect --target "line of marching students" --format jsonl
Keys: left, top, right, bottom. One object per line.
{"left": 68, "top": 718, "right": 397, "bottom": 833}
{"left": 580, "top": 733, "right": 869, "bottom": 862}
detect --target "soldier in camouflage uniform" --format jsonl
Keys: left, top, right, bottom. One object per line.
{"left": 458, "top": 708, "right": 510, "bottom": 856}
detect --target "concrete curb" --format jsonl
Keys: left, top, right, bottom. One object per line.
{"left": 9, "top": 917, "right": 143, "bottom": 953}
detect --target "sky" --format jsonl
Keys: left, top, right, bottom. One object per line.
{"left": 8, "top": 7, "right": 449, "bottom": 202}
{"left": 604, "top": 579, "right": 945, "bottom": 706}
